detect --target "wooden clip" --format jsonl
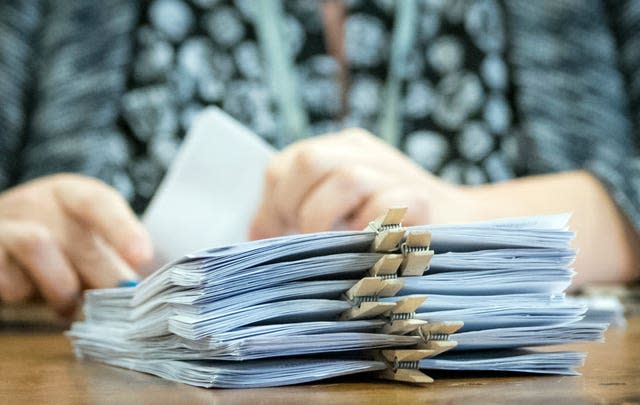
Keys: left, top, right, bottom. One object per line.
{"left": 378, "top": 279, "right": 404, "bottom": 297}
{"left": 379, "top": 296, "right": 427, "bottom": 334}
{"left": 416, "top": 340, "right": 458, "bottom": 357}
{"left": 376, "top": 349, "right": 435, "bottom": 384}
{"left": 372, "top": 207, "right": 407, "bottom": 228}
{"left": 378, "top": 368, "right": 434, "bottom": 384}
{"left": 389, "top": 295, "right": 427, "bottom": 315}
{"left": 345, "top": 277, "right": 404, "bottom": 300}
{"left": 339, "top": 301, "right": 396, "bottom": 320}
{"left": 345, "top": 278, "right": 385, "bottom": 301}
{"left": 413, "top": 321, "right": 464, "bottom": 356}
{"left": 366, "top": 208, "right": 407, "bottom": 252}
{"left": 372, "top": 228, "right": 406, "bottom": 253}
{"left": 398, "top": 231, "right": 434, "bottom": 276}
{"left": 381, "top": 349, "right": 436, "bottom": 363}
{"left": 419, "top": 321, "right": 464, "bottom": 336}
{"left": 369, "top": 254, "right": 404, "bottom": 277}
{"left": 380, "top": 318, "right": 427, "bottom": 335}
{"left": 405, "top": 231, "right": 432, "bottom": 247}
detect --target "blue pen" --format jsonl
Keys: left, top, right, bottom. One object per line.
{"left": 117, "top": 279, "right": 139, "bottom": 288}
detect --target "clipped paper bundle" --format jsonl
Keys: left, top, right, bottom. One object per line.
{"left": 68, "top": 209, "right": 608, "bottom": 388}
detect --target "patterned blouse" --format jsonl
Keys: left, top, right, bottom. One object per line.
{"left": 1, "top": 1, "right": 640, "bottom": 232}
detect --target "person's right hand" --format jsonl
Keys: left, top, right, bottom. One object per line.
{"left": 0, "top": 174, "right": 152, "bottom": 315}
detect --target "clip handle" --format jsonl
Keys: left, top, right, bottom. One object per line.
{"left": 376, "top": 348, "right": 435, "bottom": 384}
{"left": 366, "top": 208, "right": 408, "bottom": 252}
{"left": 398, "top": 230, "right": 433, "bottom": 276}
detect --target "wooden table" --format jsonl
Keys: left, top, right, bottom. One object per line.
{"left": 1, "top": 317, "right": 639, "bottom": 404}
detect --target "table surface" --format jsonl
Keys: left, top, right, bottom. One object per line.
{"left": 1, "top": 315, "right": 639, "bottom": 404}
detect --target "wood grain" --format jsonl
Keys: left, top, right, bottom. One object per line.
{"left": 1, "top": 317, "right": 639, "bottom": 404}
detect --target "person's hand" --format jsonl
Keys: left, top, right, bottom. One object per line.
{"left": 0, "top": 174, "right": 152, "bottom": 315}
{"left": 249, "top": 128, "right": 470, "bottom": 239}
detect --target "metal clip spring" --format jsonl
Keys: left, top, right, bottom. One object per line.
{"left": 352, "top": 295, "right": 379, "bottom": 305}
{"left": 368, "top": 222, "right": 402, "bottom": 234}
{"left": 428, "top": 332, "right": 450, "bottom": 341}
{"left": 417, "top": 327, "right": 450, "bottom": 342}
{"left": 390, "top": 312, "right": 415, "bottom": 321}
{"left": 427, "top": 332, "right": 450, "bottom": 341}
{"left": 395, "top": 360, "right": 420, "bottom": 370}
{"left": 401, "top": 244, "right": 431, "bottom": 255}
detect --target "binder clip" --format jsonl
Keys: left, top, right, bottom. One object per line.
{"left": 380, "top": 295, "right": 428, "bottom": 335}
{"left": 366, "top": 207, "right": 407, "bottom": 253}
{"left": 398, "top": 231, "right": 434, "bottom": 277}
{"left": 376, "top": 349, "right": 435, "bottom": 384}
{"left": 413, "top": 321, "right": 464, "bottom": 356}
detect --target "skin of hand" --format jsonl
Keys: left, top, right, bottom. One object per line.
{"left": 0, "top": 174, "right": 152, "bottom": 315}
{"left": 250, "top": 128, "right": 640, "bottom": 288}
{"left": 249, "top": 128, "right": 473, "bottom": 237}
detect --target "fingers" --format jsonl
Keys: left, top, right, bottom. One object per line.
{"left": 250, "top": 128, "right": 439, "bottom": 238}
{"left": 63, "top": 220, "right": 139, "bottom": 289}
{"left": 348, "top": 188, "right": 432, "bottom": 230}
{"left": 297, "top": 165, "right": 380, "bottom": 233}
{"left": 272, "top": 145, "right": 333, "bottom": 227}
{"left": 0, "top": 249, "right": 34, "bottom": 303}
{"left": 52, "top": 175, "right": 152, "bottom": 267}
{"left": 0, "top": 220, "right": 80, "bottom": 314}
{"left": 251, "top": 134, "right": 377, "bottom": 238}
{"left": 249, "top": 161, "right": 290, "bottom": 240}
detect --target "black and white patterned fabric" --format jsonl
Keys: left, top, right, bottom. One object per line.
{"left": 0, "top": 0, "right": 136, "bottom": 196}
{"left": 120, "top": 0, "right": 517, "bottom": 210}
{"left": 0, "top": 0, "right": 43, "bottom": 190}
{"left": 1, "top": 0, "right": 640, "bottom": 233}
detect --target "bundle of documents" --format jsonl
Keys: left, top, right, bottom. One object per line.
{"left": 68, "top": 208, "right": 608, "bottom": 388}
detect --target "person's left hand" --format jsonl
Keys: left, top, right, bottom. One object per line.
{"left": 249, "top": 128, "right": 471, "bottom": 239}
{"left": 0, "top": 174, "right": 152, "bottom": 315}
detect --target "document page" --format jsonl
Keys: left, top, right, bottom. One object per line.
{"left": 142, "top": 108, "right": 275, "bottom": 269}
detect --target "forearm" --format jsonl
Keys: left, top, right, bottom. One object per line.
{"left": 453, "top": 171, "right": 640, "bottom": 288}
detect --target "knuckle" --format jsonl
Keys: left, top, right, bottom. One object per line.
{"left": 55, "top": 174, "right": 119, "bottom": 203}
{"left": 72, "top": 231, "right": 103, "bottom": 262}
{"left": 50, "top": 172, "right": 81, "bottom": 184}
{"left": 293, "top": 148, "right": 318, "bottom": 173}
{"left": 0, "top": 282, "right": 34, "bottom": 303}
{"left": 343, "top": 128, "right": 372, "bottom": 141}
{"left": 297, "top": 204, "right": 315, "bottom": 233}
{"left": 263, "top": 164, "right": 279, "bottom": 186}
{"left": 0, "top": 263, "right": 35, "bottom": 303}
{"left": 16, "top": 223, "right": 53, "bottom": 257}
{"left": 50, "top": 173, "right": 94, "bottom": 191}
{"left": 334, "top": 166, "right": 359, "bottom": 190}
{"left": 53, "top": 172, "right": 98, "bottom": 186}
{"left": 6, "top": 186, "right": 41, "bottom": 209}
{"left": 74, "top": 193, "right": 100, "bottom": 214}
{"left": 52, "top": 286, "right": 80, "bottom": 312}
{"left": 406, "top": 192, "right": 431, "bottom": 225}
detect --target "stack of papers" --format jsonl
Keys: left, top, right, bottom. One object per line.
{"left": 68, "top": 211, "right": 608, "bottom": 388}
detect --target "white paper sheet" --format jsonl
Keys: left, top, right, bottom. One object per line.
{"left": 142, "top": 107, "right": 275, "bottom": 270}
{"left": 69, "top": 213, "right": 608, "bottom": 387}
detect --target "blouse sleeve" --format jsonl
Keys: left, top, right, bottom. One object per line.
{"left": 586, "top": 0, "right": 640, "bottom": 230}
{"left": 16, "top": 0, "right": 138, "bottom": 200}
{"left": 504, "top": 0, "right": 640, "bottom": 232}
{"left": 0, "top": 0, "right": 42, "bottom": 191}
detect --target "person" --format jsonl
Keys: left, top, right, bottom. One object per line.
{"left": 1, "top": 0, "right": 639, "bottom": 315}
{"left": 0, "top": 175, "right": 152, "bottom": 315}
{"left": 248, "top": 128, "right": 640, "bottom": 289}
